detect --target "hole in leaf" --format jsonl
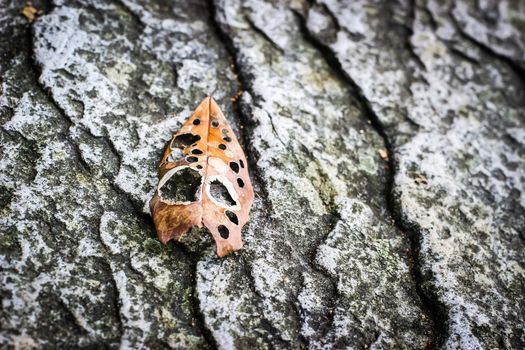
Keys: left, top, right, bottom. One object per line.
{"left": 223, "top": 136, "right": 232, "bottom": 142}
{"left": 229, "top": 162, "right": 239, "bottom": 173}
{"left": 160, "top": 168, "right": 201, "bottom": 203}
{"left": 186, "top": 156, "right": 198, "bottom": 163}
{"left": 210, "top": 180, "right": 237, "bottom": 206}
{"left": 225, "top": 210, "right": 239, "bottom": 225}
{"left": 222, "top": 128, "right": 228, "bottom": 135}
{"left": 218, "top": 144, "right": 226, "bottom": 150}
{"left": 239, "top": 159, "right": 244, "bottom": 168}
{"left": 193, "top": 119, "right": 200, "bottom": 125}
{"left": 192, "top": 149, "right": 203, "bottom": 155}
{"left": 174, "top": 133, "right": 201, "bottom": 147}
{"left": 237, "top": 178, "right": 245, "bottom": 188}
{"left": 211, "top": 119, "right": 219, "bottom": 128}
{"left": 218, "top": 225, "right": 229, "bottom": 239}
{"left": 196, "top": 165, "right": 203, "bottom": 169}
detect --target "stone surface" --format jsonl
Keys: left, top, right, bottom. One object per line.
{"left": 0, "top": 0, "right": 523, "bottom": 349}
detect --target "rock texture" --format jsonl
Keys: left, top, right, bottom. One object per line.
{"left": 0, "top": 0, "right": 523, "bottom": 349}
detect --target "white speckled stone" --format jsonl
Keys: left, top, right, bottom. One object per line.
{"left": 1, "top": 0, "right": 523, "bottom": 349}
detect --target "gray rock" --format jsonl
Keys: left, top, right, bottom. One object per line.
{"left": 305, "top": 0, "right": 525, "bottom": 348}
{"left": 0, "top": 0, "right": 523, "bottom": 349}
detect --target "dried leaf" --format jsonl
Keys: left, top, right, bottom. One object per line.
{"left": 21, "top": 3, "right": 38, "bottom": 22}
{"left": 378, "top": 148, "right": 389, "bottom": 161}
{"left": 150, "top": 97, "right": 254, "bottom": 257}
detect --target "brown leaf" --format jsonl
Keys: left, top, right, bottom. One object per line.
{"left": 150, "top": 97, "right": 254, "bottom": 257}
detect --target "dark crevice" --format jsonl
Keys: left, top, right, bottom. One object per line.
{"left": 71, "top": 141, "right": 92, "bottom": 173}
{"left": 449, "top": 13, "right": 525, "bottom": 86}
{"left": 264, "top": 108, "right": 286, "bottom": 147}
{"left": 207, "top": 0, "right": 274, "bottom": 212}
{"left": 104, "top": 132, "right": 124, "bottom": 171}
{"left": 401, "top": 108, "right": 422, "bottom": 129}
{"left": 420, "top": 4, "right": 439, "bottom": 32}
{"left": 27, "top": 25, "right": 72, "bottom": 130}
{"left": 84, "top": 129, "right": 155, "bottom": 237}
{"left": 239, "top": 258, "right": 292, "bottom": 347}
{"left": 93, "top": 221, "right": 125, "bottom": 345}
{"left": 172, "top": 243, "right": 219, "bottom": 350}
{"left": 405, "top": 0, "right": 427, "bottom": 72}
{"left": 295, "top": 7, "right": 448, "bottom": 349}
{"left": 111, "top": 0, "right": 146, "bottom": 31}
{"left": 366, "top": 330, "right": 382, "bottom": 349}
{"left": 106, "top": 264, "right": 125, "bottom": 341}
{"left": 316, "top": 2, "right": 340, "bottom": 32}
{"left": 53, "top": 295, "right": 91, "bottom": 337}
{"left": 171, "top": 63, "right": 179, "bottom": 88}
{"left": 26, "top": 20, "right": 95, "bottom": 175}
{"left": 300, "top": 219, "right": 339, "bottom": 347}
{"left": 109, "top": 177, "right": 156, "bottom": 235}
{"left": 245, "top": 16, "right": 285, "bottom": 54}
{"left": 449, "top": 46, "right": 480, "bottom": 66}
{"left": 289, "top": 204, "right": 341, "bottom": 347}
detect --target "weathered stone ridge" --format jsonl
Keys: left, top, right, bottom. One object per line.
{"left": 1, "top": 0, "right": 523, "bottom": 349}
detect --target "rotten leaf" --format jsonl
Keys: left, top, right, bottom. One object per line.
{"left": 150, "top": 97, "right": 254, "bottom": 257}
